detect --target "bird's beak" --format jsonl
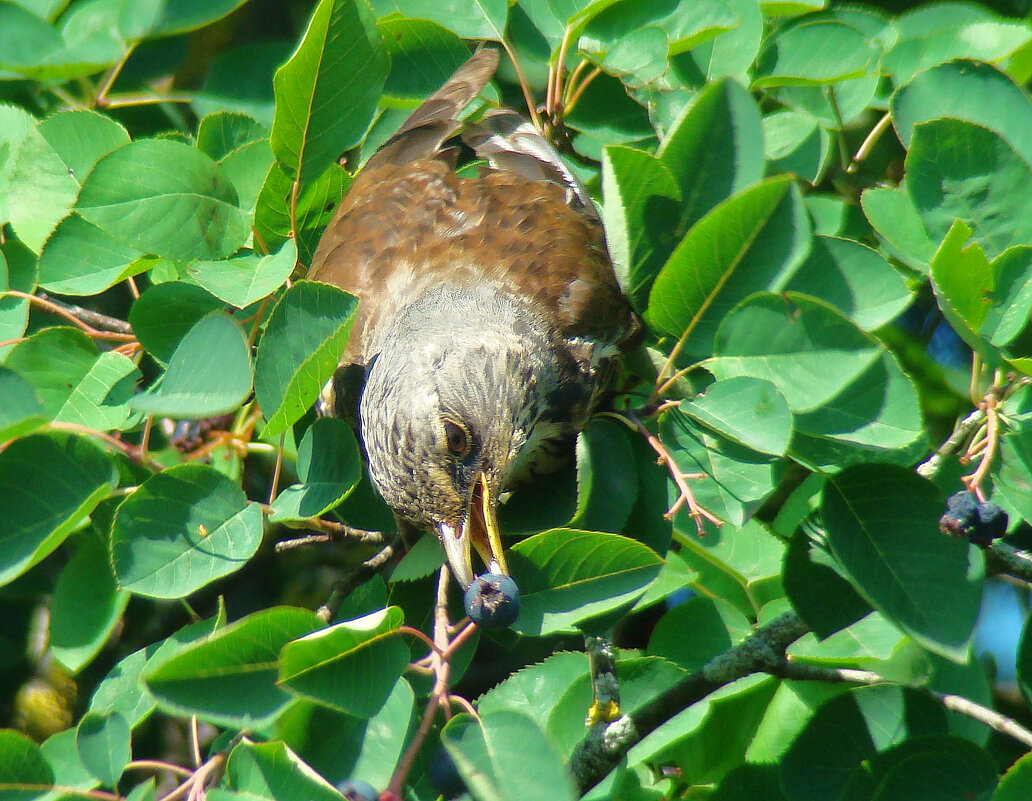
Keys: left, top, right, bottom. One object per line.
{"left": 438, "top": 472, "right": 509, "bottom": 590}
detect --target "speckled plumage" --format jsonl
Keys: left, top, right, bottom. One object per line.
{"left": 307, "top": 49, "right": 640, "bottom": 587}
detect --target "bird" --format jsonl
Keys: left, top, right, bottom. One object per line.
{"left": 307, "top": 48, "right": 641, "bottom": 590}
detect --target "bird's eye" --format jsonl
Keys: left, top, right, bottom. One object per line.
{"left": 444, "top": 420, "right": 469, "bottom": 456}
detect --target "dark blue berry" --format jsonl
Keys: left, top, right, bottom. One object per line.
{"left": 940, "top": 491, "right": 979, "bottom": 539}
{"left": 338, "top": 778, "right": 378, "bottom": 801}
{"left": 974, "top": 501, "right": 1008, "bottom": 545}
{"left": 427, "top": 748, "right": 466, "bottom": 799}
{"left": 463, "top": 573, "right": 520, "bottom": 628}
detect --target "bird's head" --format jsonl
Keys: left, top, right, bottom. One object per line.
{"left": 359, "top": 283, "right": 568, "bottom": 588}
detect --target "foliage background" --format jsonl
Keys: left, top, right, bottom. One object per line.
{"left": 3, "top": 0, "right": 1032, "bottom": 799}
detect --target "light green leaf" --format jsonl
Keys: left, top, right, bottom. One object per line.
{"left": 272, "top": 0, "right": 388, "bottom": 182}
{"left": 76, "top": 139, "right": 248, "bottom": 260}
{"left": 38, "top": 213, "right": 146, "bottom": 296}
{"left": 55, "top": 351, "right": 141, "bottom": 432}
{"left": 111, "top": 463, "right": 264, "bottom": 599}
{"left": 225, "top": 740, "right": 342, "bottom": 801}
{"left": 681, "top": 377, "right": 793, "bottom": 456}
{"left": 442, "top": 710, "right": 577, "bottom": 801}
{"left": 75, "top": 712, "right": 130, "bottom": 789}
{"left": 370, "top": 0, "right": 507, "bottom": 40}
{"left": 0, "top": 366, "right": 46, "bottom": 441}
{"left": 188, "top": 239, "right": 297, "bottom": 309}
{"left": 0, "top": 730, "right": 53, "bottom": 799}
{"left": 755, "top": 17, "right": 879, "bottom": 88}
{"left": 254, "top": 280, "right": 358, "bottom": 437}
{"left": 508, "top": 529, "right": 663, "bottom": 636}
{"left": 130, "top": 312, "right": 252, "bottom": 418}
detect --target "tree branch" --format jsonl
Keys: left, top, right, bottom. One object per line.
{"left": 569, "top": 611, "right": 809, "bottom": 793}
{"left": 773, "top": 661, "right": 1032, "bottom": 748}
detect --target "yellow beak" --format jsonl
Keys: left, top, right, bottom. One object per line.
{"left": 438, "top": 472, "right": 509, "bottom": 589}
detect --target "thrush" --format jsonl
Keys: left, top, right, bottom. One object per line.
{"left": 307, "top": 49, "right": 641, "bottom": 589}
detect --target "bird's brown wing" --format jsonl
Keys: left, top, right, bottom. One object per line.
{"left": 307, "top": 48, "right": 639, "bottom": 374}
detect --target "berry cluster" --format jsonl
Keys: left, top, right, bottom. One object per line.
{"left": 939, "top": 491, "right": 1008, "bottom": 547}
{"left": 463, "top": 573, "right": 521, "bottom": 628}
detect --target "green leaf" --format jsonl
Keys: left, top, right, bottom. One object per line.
{"left": 51, "top": 532, "right": 129, "bottom": 673}
{"left": 129, "top": 311, "right": 252, "bottom": 418}
{"left": 884, "top": 5, "right": 1032, "bottom": 84}
{"left": 648, "top": 596, "right": 751, "bottom": 671}
{"left": 681, "top": 377, "right": 793, "bottom": 456}
{"left": 860, "top": 185, "right": 936, "bottom": 276}
{"left": 254, "top": 280, "right": 358, "bottom": 437}
{"left": 508, "top": 529, "right": 663, "bottom": 636}
{"left": 755, "top": 17, "right": 879, "bottom": 88}
{"left": 140, "top": 0, "right": 252, "bottom": 38}
{"left": 0, "top": 103, "right": 37, "bottom": 223}
{"left": 908, "top": 118, "right": 1032, "bottom": 259}
{"left": 54, "top": 351, "right": 141, "bottom": 432}
{"left": 781, "top": 685, "right": 947, "bottom": 800}
{"left": 196, "top": 112, "right": 269, "bottom": 160}
{"left": 75, "top": 712, "right": 130, "bottom": 788}
{"left": 378, "top": 16, "right": 469, "bottom": 104}
{"left": 785, "top": 236, "right": 912, "bottom": 331}
{"left": 709, "top": 293, "right": 883, "bottom": 413}
{"left": 630, "top": 79, "right": 765, "bottom": 307}
{"left": 822, "top": 465, "right": 983, "bottom": 661}
{"left": 762, "top": 108, "right": 831, "bottom": 184}
{"left": 271, "top": 0, "right": 387, "bottom": 183}
{"left": 111, "top": 463, "right": 264, "bottom": 599}
{"left": 567, "top": 418, "right": 638, "bottom": 533}
{"left": 0, "top": 433, "right": 116, "bottom": 588}
{"left": 442, "top": 710, "right": 577, "bottom": 801}
{"left": 476, "top": 651, "right": 587, "bottom": 731}
{"left": 661, "top": 409, "right": 781, "bottom": 528}
{"left": 128, "top": 281, "right": 226, "bottom": 365}
{"left": 144, "top": 606, "right": 320, "bottom": 728}
{"left": 0, "top": 729, "right": 53, "bottom": 799}
{"left": 371, "top": 0, "right": 507, "bottom": 40}
{"left": 647, "top": 177, "right": 811, "bottom": 356}
{"left": 0, "top": 366, "right": 46, "bottom": 441}
{"left": 39, "top": 728, "right": 97, "bottom": 796}
{"left": 37, "top": 213, "right": 145, "bottom": 296}
{"left": 225, "top": 740, "right": 342, "bottom": 801}
{"left": 270, "top": 417, "right": 362, "bottom": 522}
{"left": 931, "top": 223, "right": 1032, "bottom": 356}
{"left": 4, "top": 326, "right": 99, "bottom": 416}
{"left": 995, "top": 750, "right": 1032, "bottom": 801}
{"left": 187, "top": 239, "right": 296, "bottom": 309}
{"left": 279, "top": 607, "right": 408, "bottom": 717}
{"left": 892, "top": 60, "right": 1032, "bottom": 169}
{"left": 75, "top": 139, "right": 249, "bottom": 260}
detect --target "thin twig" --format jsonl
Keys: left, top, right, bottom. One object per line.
{"left": 564, "top": 66, "right": 601, "bottom": 115}
{"left": 963, "top": 399, "right": 999, "bottom": 498}
{"left": 2, "top": 291, "right": 136, "bottom": 341}
{"left": 189, "top": 716, "right": 202, "bottom": 768}
{"left": 37, "top": 293, "right": 133, "bottom": 334}
{"left": 48, "top": 422, "right": 160, "bottom": 470}
{"left": 500, "top": 39, "right": 542, "bottom": 131}
{"left": 916, "top": 407, "right": 986, "bottom": 479}
{"left": 125, "top": 760, "right": 193, "bottom": 778}
{"left": 94, "top": 43, "right": 136, "bottom": 105}
{"left": 317, "top": 539, "right": 399, "bottom": 623}
{"left": 846, "top": 112, "right": 893, "bottom": 173}
{"left": 99, "top": 92, "right": 194, "bottom": 109}
{"left": 987, "top": 541, "right": 1032, "bottom": 584}
{"left": 268, "top": 433, "right": 285, "bottom": 505}
{"left": 774, "top": 661, "right": 1032, "bottom": 748}
{"left": 626, "top": 411, "right": 721, "bottom": 534}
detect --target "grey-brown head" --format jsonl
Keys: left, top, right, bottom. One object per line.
{"left": 359, "top": 283, "right": 581, "bottom": 589}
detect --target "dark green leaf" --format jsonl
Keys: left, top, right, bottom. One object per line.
{"left": 254, "top": 280, "right": 358, "bottom": 437}
{"left": 822, "top": 465, "right": 983, "bottom": 661}
{"left": 370, "top": 0, "right": 507, "bottom": 40}
{"left": 111, "top": 463, "right": 264, "bottom": 599}
{"left": 279, "top": 607, "right": 408, "bottom": 717}
{"left": 0, "top": 433, "right": 116, "bottom": 587}
{"left": 648, "top": 596, "right": 751, "bottom": 671}
{"left": 0, "top": 729, "right": 53, "bottom": 800}
{"left": 144, "top": 606, "right": 320, "bottom": 728}
{"left": 187, "top": 239, "right": 296, "bottom": 309}
{"left": 567, "top": 418, "right": 638, "bottom": 533}
{"left": 128, "top": 282, "right": 226, "bottom": 365}
{"left": 378, "top": 17, "right": 469, "bottom": 104}
{"left": 270, "top": 417, "right": 362, "bottom": 522}
{"left": 51, "top": 532, "right": 129, "bottom": 673}
{"left": 0, "top": 366, "right": 46, "bottom": 441}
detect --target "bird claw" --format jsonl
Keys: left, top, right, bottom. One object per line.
{"left": 585, "top": 699, "right": 621, "bottom": 726}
